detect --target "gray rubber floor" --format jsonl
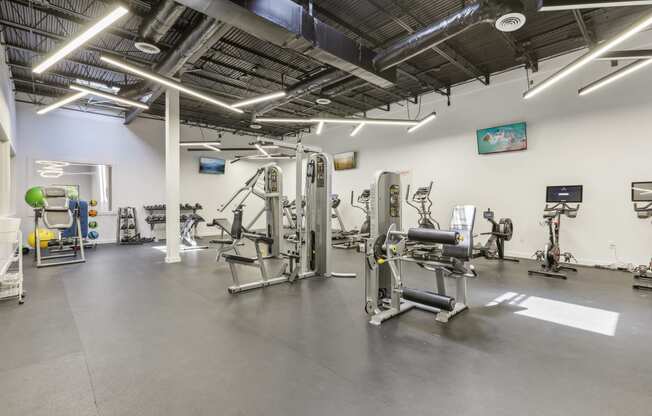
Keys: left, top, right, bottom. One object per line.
{"left": 1, "top": 242, "right": 651, "bottom": 416}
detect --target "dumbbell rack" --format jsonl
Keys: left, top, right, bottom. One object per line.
{"left": 117, "top": 207, "right": 152, "bottom": 245}
{"left": 143, "top": 203, "right": 203, "bottom": 238}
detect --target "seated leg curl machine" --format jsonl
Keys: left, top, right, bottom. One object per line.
{"left": 364, "top": 171, "right": 477, "bottom": 325}
{"left": 631, "top": 181, "right": 652, "bottom": 290}
{"left": 529, "top": 185, "right": 582, "bottom": 280}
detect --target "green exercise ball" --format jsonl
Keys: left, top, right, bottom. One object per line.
{"left": 25, "top": 186, "right": 45, "bottom": 208}
{"left": 89, "top": 221, "right": 98, "bottom": 229}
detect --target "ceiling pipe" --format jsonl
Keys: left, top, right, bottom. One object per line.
{"left": 139, "top": 0, "right": 186, "bottom": 45}
{"left": 123, "top": 16, "right": 227, "bottom": 123}
{"left": 373, "top": 0, "right": 525, "bottom": 72}
{"left": 254, "top": 69, "right": 350, "bottom": 116}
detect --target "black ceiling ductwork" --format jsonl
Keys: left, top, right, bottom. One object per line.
{"left": 537, "top": 0, "right": 652, "bottom": 11}
{"left": 138, "top": 0, "right": 186, "bottom": 46}
{"left": 123, "top": 16, "right": 230, "bottom": 124}
{"left": 174, "top": 0, "right": 398, "bottom": 88}
{"left": 254, "top": 68, "right": 349, "bottom": 116}
{"left": 373, "top": 0, "right": 526, "bottom": 73}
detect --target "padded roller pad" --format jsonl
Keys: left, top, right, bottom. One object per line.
{"left": 407, "top": 228, "right": 459, "bottom": 245}
{"left": 402, "top": 288, "right": 455, "bottom": 311}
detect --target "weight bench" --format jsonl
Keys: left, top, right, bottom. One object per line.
{"left": 208, "top": 217, "right": 244, "bottom": 261}
{"left": 223, "top": 232, "right": 290, "bottom": 294}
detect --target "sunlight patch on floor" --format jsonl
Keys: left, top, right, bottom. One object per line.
{"left": 486, "top": 292, "right": 619, "bottom": 336}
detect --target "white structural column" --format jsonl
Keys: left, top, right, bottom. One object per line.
{"left": 0, "top": 141, "right": 10, "bottom": 216}
{"left": 165, "top": 88, "right": 181, "bottom": 263}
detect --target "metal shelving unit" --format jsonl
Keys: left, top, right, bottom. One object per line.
{"left": 0, "top": 218, "right": 24, "bottom": 305}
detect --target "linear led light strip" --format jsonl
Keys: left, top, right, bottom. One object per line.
{"left": 37, "top": 91, "right": 89, "bottom": 114}
{"left": 232, "top": 91, "right": 286, "bottom": 108}
{"left": 408, "top": 113, "right": 436, "bottom": 133}
{"left": 255, "top": 144, "right": 271, "bottom": 158}
{"left": 578, "top": 58, "right": 652, "bottom": 96}
{"left": 538, "top": 0, "right": 652, "bottom": 11}
{"left": 256, "top": 117, "right": 419, "bottom": 126}
{"left": 33, "top": 6, "right": 129, "bottom": 74}
{"left": 70, "top": 85, "right": 148, "bottom": 109}
{"left": 100, "top": 56, "right": 244, "bottom": 114}
{"left": 523, "top": 11, "right": 652, "bottom": 99}
{"left": 179, "top": 141, "right": 222, "bottom": 152}
{"left": 350, "top": 123, "right": 365, "bottom": 137}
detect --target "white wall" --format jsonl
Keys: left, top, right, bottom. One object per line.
{"left": 0, "top": 42, "right": 17, "bottom": 217}
{"left": 299, "top": 34, "right": 652, "bottom": 266}
{"left": 14, "top": 103, "right": 273, "bottom": 244}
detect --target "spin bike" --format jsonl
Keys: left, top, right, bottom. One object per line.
{"left": 473, "top": 209, "right": 518, "bottom": 262}
{"left": 529, "top": 186, "right": 582, "bottom": 280}
{"left": 405, "top": 181, "right": 440, "bottom": 229}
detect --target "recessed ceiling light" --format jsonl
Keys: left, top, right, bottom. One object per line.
{"left": 134, "top": 42, "right": 161, "bottom": 55}
{"left": 316, "top": 98, "right": 332, "bottom": 105}
{"left": 249, "top": 123, "right": 262, "bottom": 130}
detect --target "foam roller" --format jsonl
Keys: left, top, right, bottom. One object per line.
{"left": 407, "top": 228, "right": 459, "bottom": 245}
{"left": 402, "top": 288, "right": 455, "bottom": 311}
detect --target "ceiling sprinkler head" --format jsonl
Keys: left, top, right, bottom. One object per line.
{"left": 134, "top": 41, "right": 161, "bottom": 55}
{"left": 495, "top": 12, "right": 526, "bottom": 32}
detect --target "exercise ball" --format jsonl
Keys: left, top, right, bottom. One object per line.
{"left": 89, "top": 199, "right": 98, "bottom": 207}
{"left": 89, "top": 209, "right": 98, "bottom": 217}
{"left": 24, "top": 187, "right": 45, "bottom": 208}
{"left": 89, "top": 221, "right": 98, "bottom": 229}
{"left": 27, "top": 228, "right": 55, "bottom": 249}
{"left": 88, "top": 231, "right": 99, "bottom": 240}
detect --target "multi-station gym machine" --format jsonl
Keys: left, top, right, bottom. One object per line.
{"left": 632, "top": 181, "right": 652, "bottom": 290}
{"left": 529, "top": 185, "right": 582, "bottom": 280}
{"left": 214, "top": 139, "right": 353, "bottom": 294}
{"left": 364, "top": 171, "right": 477, "bottom": 325}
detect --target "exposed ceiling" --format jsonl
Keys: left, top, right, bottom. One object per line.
{"left": 0, "top": 0, "right": 648, "bottom": 138}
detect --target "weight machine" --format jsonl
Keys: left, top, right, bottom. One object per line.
{"left": 405, "top": 181, "right": 440, "bottom": 229}
{"left": 631, "top": 181, "right": 652, "bottom": 290}
{"left": 219, "top": 139, "right": 353, "bottom": 294}
{"left": 364, "top": 171, "right": 477, "bottom": 325}
{"left": 529, "top": 185, "right": 582, "bottom": 280}
{"left": 473, "top": 209, "right": 518, "bottom": 262}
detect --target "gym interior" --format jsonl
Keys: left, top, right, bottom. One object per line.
{"left": 1, "top": 1, "right": 652, "bottom": 415}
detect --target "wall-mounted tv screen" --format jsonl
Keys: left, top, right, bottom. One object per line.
{"left": 333, "top": 151, "right": 357, "bottom": 170}
{"left": 199, "top": 157, "right": 225, "bottom": 175}
{"left": 546, "top": 185, "right": 583, "bottom": 203}
{"left": 632, "top": 181, "right": 652, "bottom": 202}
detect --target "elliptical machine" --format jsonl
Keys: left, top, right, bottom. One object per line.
{"left": 473, "top": 209, "right": 518, "bottom": 262}
{"left": 405, "top": 181, "right": 440, "bottom": 229}
{"left": 632, "top": 181, "right": 652, "bottom": 290}
{"left": 529, "top": 185, "right": 582, "bottom": 280}
{"left": 351, "top": 189, "right": 370, "bottom": 236}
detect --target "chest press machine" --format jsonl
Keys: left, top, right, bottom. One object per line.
{"left": 364, "top": 171, "right": 477, "bottom": 325}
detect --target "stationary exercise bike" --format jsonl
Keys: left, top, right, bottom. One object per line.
{"left": 529, "top": 186, "right": 582, "bottom": 280}
{"left": 631, "top": 181, "right": 652, "bottom": 290}
{"left": 473, "top": 209, "right": 518, "bottom": 262}
{"left": 405, "top": 182, "right": 440, "bottom": 229}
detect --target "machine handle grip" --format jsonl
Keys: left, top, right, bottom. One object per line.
{"left": 406, "top": 228, "right": 459, "bottom": 245}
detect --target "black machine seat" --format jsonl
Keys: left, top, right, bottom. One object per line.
{"left": 223, "top": 254, "right": 257, "bottom": 264}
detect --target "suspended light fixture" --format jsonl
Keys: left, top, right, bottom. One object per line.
{"left": 523, "top": 11, "right": 652, "bottom": 99}
{"left": 350, "top": 123, "right": 365, "bottom": 137}
{"left": 70, "top": 85, "right": 148, "bottom": 109}
{"left": 232, "top": 91, "right": 286, "bottom": 108}
{"left": 100, "top": 56, "right": 244, "bottom": 114}
{"left": 578, "top": 58, "right": 652, "bottom": 96}
{"left": 316, "top": 121, "right": 325, "bottom": 135}
{"left": 407, "top": 112, "right": 437, "bottom": 133}
{"left": 33, "top": 6, "right": 129, "bottom": 74}
{"left": 36, "top": 91, "right": 89, "bottom": 115}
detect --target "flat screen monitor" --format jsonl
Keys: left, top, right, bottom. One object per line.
{"left": 199, "top": 157, "right": 225, "bottom": 175}
{"left": 632, "top": 181, "right": 652, "bottom": 202}
{"left": 546, "top": 185, "right": 583, "bottom": 203}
